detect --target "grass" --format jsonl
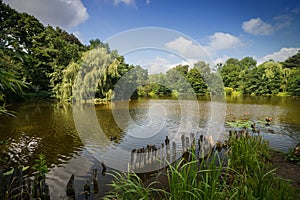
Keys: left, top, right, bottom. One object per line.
{"left": 104, "top": 170, "right": 165, "bottom": 200}
{"left": 105, "top": 133, "right": 298, "bottom": 200}
{"left": 1, "top": 154, "right": 50, "bottom": 200}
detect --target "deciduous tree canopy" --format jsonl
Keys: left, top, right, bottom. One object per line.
{"left": 1, "top": 0, "right": 299, "bottom": 116}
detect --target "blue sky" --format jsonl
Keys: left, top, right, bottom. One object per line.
{"left": 4, "top": 0, "right": 300, "bottom": 73}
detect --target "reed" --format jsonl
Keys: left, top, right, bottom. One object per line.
{"left": 104, "top": 170, "right": 167, "bottom": 200}
{"left": 105, "top": 133, "right": 297, "bottom": 200}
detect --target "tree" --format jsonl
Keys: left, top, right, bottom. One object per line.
{"left": 112, "top": 64, "right": 148, "bottom": 100}
{"left": 166, "top": 65, "right": 192, "bottom": 93}
{"left": 72, "top": 47, "right": 113, "bottom": 101}
{"left": 287, "top": 69, "right": 300, "bottom": 96}
{"left": 55, "top": 62, "right": 80, "bottom": 101}
{"left": 89, "top": 39, "right": 109, "bottom": 50}
{"left": 283, "top": 51, "right": 300, "bottom": 68}
{"left": 0, "top": 1, "right": 88, "bottom": 99}
{"left": 239, "top": 57, "right": 257, "bottom": 70}
{"left": 218, "top": 58, "right": 242, "bottom": 89}
{"left": 283, "top": 51, "right": 300, "bottom": 95}
{"left": 145, "top": 73, "right": 172, "bottom": 97}
{"left": 187, "top": 67, "right": 208, "bottom": 94}
{"left": 241, "top": 61, "right": 283, "bottom": 95}
{"left": 192, "top": 61, "right": 224, "bottom": 94}
{"left": 0, "top": 50, "right": 26, "bottom": 116}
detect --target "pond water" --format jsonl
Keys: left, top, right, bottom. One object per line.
{"left": 0, "top": 96, "right": 300, "bottom": 199}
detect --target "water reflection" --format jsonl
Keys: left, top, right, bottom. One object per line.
{"left": 0, "top": 103, "right": 83, "bottom": 169}
{"left": 0, "top": 97, "right": 299, "bottom": 198}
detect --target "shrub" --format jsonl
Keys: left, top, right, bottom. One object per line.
{"left": 224, "top": 87, "right": 234, "bottom": 95}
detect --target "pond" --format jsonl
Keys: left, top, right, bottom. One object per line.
{"left": 0, "top": 96, "right": 300, "bottom": 199}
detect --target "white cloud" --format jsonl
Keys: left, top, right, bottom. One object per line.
{"left": 144, "top": 56, "right": 171, "bottom": 74}
{"left": 152, "top": 56, "right": 169, "bottom": 65}
{"left": 164, "top": 33, "right": 242, "bottom": 65}
{"left": 213, "top": 55, "right": 230, "bottom": 65}
{"left": 258, "top": 48, "right": 300, "bottom": 64}
{"left": 164, "top": 37, "right": 208, "bottom": 59}
{"left": 136, "top": 56, "right": 196, "bottom": 74}
{"left": 3, "top": 0, "right": 88, "bottom": 28}
{"left": 146, "top": 64, "right": 171, "bottom": 74}
{"left": 114, "top": 0, "right": 136, "bottom": 6}
{"left": 113, "top": 0, "right": 150, "bottom": 7}
{"left": 206, "top": 32, "right": 242, "bottom": 51}
{"left": 274, "top": 15, "right": 292, "bottom": 30}
{"left": 148, "top": 56, "right": 187, "bottom": 74}
{"left": 242, "top": 18, "right": 274, "bottom": 35}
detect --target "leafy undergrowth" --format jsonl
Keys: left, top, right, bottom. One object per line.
{"left": 105, "top": 133, "right": 300, "bottom": 200}
{"left": 285, "top": 143, "right": 300, "bottom": 165}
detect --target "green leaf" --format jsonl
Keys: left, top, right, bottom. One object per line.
{"left": 3, "top": 169, "right": 14, "bottom": 176}
{"left": 23, "top": 166, "right": 30, "bottom": 171}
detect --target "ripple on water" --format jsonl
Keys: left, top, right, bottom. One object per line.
{"left": 0, "top": 99, "right": 299, "bottom": 198}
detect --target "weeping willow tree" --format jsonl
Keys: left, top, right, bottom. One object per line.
{"left": 70, "top": 47, "right": 113, "bottom": 102}
{"left": 57, "top": 47, "right": 144, "bottom": 102}
{"left": 54, "top": 62, "right": 80, "bottom": 101}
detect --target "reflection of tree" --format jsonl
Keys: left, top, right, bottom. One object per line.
{"left": 95, "top": 103, "right": 123, "bottom": 139}
{"left": 0, "top": 102, "right": 83, "bottom": 170}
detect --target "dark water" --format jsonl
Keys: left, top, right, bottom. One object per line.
{"left": 0, "top": 96, "right": 300, "bottom": 199}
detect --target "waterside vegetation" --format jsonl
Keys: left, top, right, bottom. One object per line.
{"left": 105, "top": 132, "right": 300, "bottom": 200}
{"left": 1, "top": 1, "right": 300, "bottom": 115}
{"left": 1, "top": 1, "right": 300, "bottom": 199}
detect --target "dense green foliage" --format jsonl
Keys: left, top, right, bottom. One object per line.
{"left": 0, "top": 1, "right": 144, "bottom": 103}
{"left": 1, "top": 0, "right": 85, "bottom": 102}
{"left": 139, "top": 62, "right": 212, "bottom": 97}
{"left": 218, "top": 55, "right": 300, "bottom": 96}
{"left": 1, "top": 0, "right": 299, "bottom": 112}
{"left": 106, "top": 134, "right": 299, "bottom": 200}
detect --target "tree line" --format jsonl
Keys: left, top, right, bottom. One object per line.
{"left": 0, "top": 1, "right": 144, "bottom": 105}
{"left": 218, "top": 55, "right": 300, "bottom": 96}
{"left": 1, "top": 0, "right": 299, "bottom": 114}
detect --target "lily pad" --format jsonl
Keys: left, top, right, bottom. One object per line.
{"left": 226, "top": 120, "right": 252, "bottom": 129}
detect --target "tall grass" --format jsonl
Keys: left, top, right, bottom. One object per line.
{"left": 104, "top": 170, "right": 166, "bottom": 200}
{"left": 105, "top": 134, "right": 296, "bottom": 200}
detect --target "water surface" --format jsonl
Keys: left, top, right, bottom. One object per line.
{"left": 0, "top": 96, "right": 299, "bottom": 199}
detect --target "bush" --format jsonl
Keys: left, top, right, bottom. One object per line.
{"left": 224, "top": 87, "right": 234, "bottom": 95}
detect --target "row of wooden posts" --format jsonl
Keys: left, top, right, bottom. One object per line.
{"left": 0, "top": 133, "right": 219, "bottom": 200}
{"left": 129, "top": 133, "right": 215, "bottom": 171}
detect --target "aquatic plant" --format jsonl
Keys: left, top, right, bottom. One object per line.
{"left": 227, "top": 133, "right": 270, "bottom": 173}
{"left": 32, "top": 154, "right": 48, "bottom": 180}
{"left": 0, "top": 154, "right": 50, "bottom": 199}
{"left": 105, "top": 170, "right": 166, "bottom": 200}
{"left": 105, "top": 132, "right": 297, "bottom": 200}
{"left": 226, "top": 120, "right": 252, "bottom": 129}
{"left": 285, "top": 143, "right": 300, "bottom": 165}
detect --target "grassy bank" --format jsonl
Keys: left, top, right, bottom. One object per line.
{"left": 105, "top": 133, "right": 300, "bottom": 200}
